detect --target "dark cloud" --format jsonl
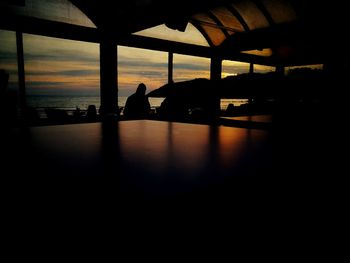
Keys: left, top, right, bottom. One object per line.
{"left": 57, "top": 69, "right": 99, "bottom": 76}
{"left": 24, "top": 49, "right": 99, "bottom": 64}
{"left": 1, "top": 68, "right": 18, "bottom": 76}
{"left": 118, "top": 60, "right": 168, "bottom": 69}
{"left": 26, "top": 81, "right": 65, "bottom": 87}
{"left": 26, "top": 88, "right": 99, "bottom": 96}
{"left": 120, "top": 70, "right": 167, "bottom": 78}
{"left": 0, "top": 51, "right": 17, "bottom": 62}
{"left": 27, "top": 69, "right": 99, "bottom": 76}
{"left": 223, "top": 64, "right": 250, "bottom": 73}
{"left": 119, "top": 60, "right": 208, "bottom": 71}
{"left": 173, "top": 63, "right": 209, "bottom": 71}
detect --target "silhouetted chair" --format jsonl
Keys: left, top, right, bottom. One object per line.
{"left": 25, "top": 107, "right": 40, "bottom": 125}
{"left": 45, "top": 108, "right": 69, "bottom": 123}
{"left": 86, "top": 105, "right": 97, "bottom": 121}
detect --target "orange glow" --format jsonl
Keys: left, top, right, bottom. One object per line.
{"left": 118, "top": 120, "right": 270, "bottom": 177}
{"left": 118, "top": 121, "right": 210, "bottom": 175}
{"left": 217, "top": 126, "right": 268, "bottom": 169}
{"left": 217, "top": 126, "right": 247, "bottom": 168}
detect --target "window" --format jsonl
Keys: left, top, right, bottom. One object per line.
{"left": 134, "top": 23, "right": 208, "bottom": 47}
{"left": 254, "top": 64, "right": 275, "bottom": 74}
{"left": 222, "top": 60, "right": 250, "bottom": 78}
{"left": 118, "top": 46, "right": 168, "bottom": 97}
{"left": 23, "top": 34, "right": 100, "bottom": 113}
{"left": 0, "top": 30, "right": 18, "bottom": 92}
{"left": 173, "top": 54, "right": 210, "bottom": 82}
{"left": 1, "top": 0, "right": 96, "bottom": 28}
{"left": 286, "top": 64, "right": 323, "bottom": 75}
{"left": 118, "top": 46, "right": 168, "bottom": 109}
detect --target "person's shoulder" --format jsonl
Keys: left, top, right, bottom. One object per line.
{"left": 125, "top": 94, "right": 135, "bottom": 102}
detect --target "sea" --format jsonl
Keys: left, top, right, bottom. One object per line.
{"left": 26, "top": 95, "right": 248, "bottom": 118}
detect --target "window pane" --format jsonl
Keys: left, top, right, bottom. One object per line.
{"left": 0, "top": 30, "right": 18, "bottom": 92}
{"left": 222, "top": 60, "right": 250, "bottom": 78}
{"left": 173, "top": 54, "right": 210, "bottom": 82}
{"left": 134, "top": 23, "right": 208, "bottom": 47}
{"left": 241, "top": 48, "right": 272, "bottom": 57}
{"left": 23, "top": 34, "right": 100, "bottom": 114}
{"left": 1, "top": 0, "right": 95, "bottom": 28}
{"left": 286, "top": 64, "right": 323, "bottom": 75}
{"left": 254, "top": 64, "right": 275, "bottom": 73}
{"left": 192, "top": 14, "right": 226, "bottom": 46}
{"left": 0, "top": 29, "right": 19, "bottom": 120}
{"left": 118, "top": 46, "right": 168, "bottom": 108}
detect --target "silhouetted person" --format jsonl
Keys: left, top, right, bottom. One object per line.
{"left": 225, "top": 103, "right": 235, "bottom": 116}
{"left": 123, "top": 83, "right": 150, "bottom": 119}
{"left": 45, "top": 108, "right": 69, "bottom": 123}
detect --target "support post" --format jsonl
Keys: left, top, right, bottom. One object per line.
{"left": 210, "top": 57, "right": 222, "bottom": 82}
{"left": 275, "top": 65, "right": 285, "bottom": 76}
{"left": 210, "top": 57, "right": 222, "bottom": 117}
{"left": 168, "top": 52, "right": 173, "bottom": 84}
{"left": 16, "top": 31, "right": 26, "bottom": 118}
{"left": 100, "top": 38, "right": 119, "bottom": 118}
{"left": 249, "top": 63, "right": 254, "bottom": 74}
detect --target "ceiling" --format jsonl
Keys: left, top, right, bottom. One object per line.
{"left": 70, "top": 0, "right": 348, "bottom": 66}
{"left": 1, "top": 0, "right": 348, "bottom": 66}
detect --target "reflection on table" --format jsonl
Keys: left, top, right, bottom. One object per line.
{"left": 4, "top": 119, "right": 336, "bottom": 211}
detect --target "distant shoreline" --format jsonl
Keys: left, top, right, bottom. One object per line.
{"left": 26, "top": 95, "right": 248, "bottom": 111}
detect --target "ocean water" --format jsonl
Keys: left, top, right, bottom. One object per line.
{"left": 27, "top": 95, "right": 248, "bottom": 109}
{"left": 26, "top": 95, "right": 248, "bottom": 118}
{"left": 27, "top": 95, "right": 165, "bottom": 110}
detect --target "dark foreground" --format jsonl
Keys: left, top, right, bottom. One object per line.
{"left": 1, "top": 117, "right": 346, "bottom": 246}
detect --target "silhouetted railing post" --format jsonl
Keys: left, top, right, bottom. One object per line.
{"left": 249, "top": 63, "right": 254, "bottom": 74}
{"left": 275, "top": 65, "right": 285, "bottom": 76}
{"left": 100, "top": 37, "right": 119, "bottom": 118}
{"left": 16, "top": 31, "right": 26, "bottom": 119}
{"left": 210, "top": 57, "right": 222, "bottom": 117}
{"left": 210, "top": 57, "right": 222, "bottom": 82}
{"left": 168, "top": 52, "right": 173, "bottom": 84}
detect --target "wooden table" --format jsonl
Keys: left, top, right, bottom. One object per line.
{"left": 3, "top": 119, "right": 338, "bottom": 213}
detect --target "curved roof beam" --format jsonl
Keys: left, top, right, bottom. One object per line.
{"left": 206, "top": 11, "right": 231, "bottom": 38}
{"left": 251, "top": 0, "right": 275, "bottom": 26}
{"left": 70, "top": 0, "right": 99, "bottom": 27}
{"left": 190, "top": 20, "right": 214, "bottom": 47}
{"left": 225, "top": 4, "right": 250, "bottom": 32}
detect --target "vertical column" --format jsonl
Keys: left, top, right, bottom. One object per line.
{"left": 100, "top": 38, "right": 119, "bottom": 118}
{"left": 210, "top": 57, "right": 222, "bottom": 117}
{"left": 168, "top": 52, "right": 173, "bottom": 84}
{"left": 249, "top": 63, "right": 254, "bottom": 74}
{"left": 16, "top": 31, "right": 26, "bottom": 118}
{"left": 248, "top": 63, "right": 255, "bottom": 104}
{"left": 275, "top": 65, "right": 285, "bottom": 76}
{"left": 210, "top": 57, "right": 222, "bottom": 82}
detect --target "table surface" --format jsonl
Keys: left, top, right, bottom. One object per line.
{"left": 2, "top": 118, "right": 344, "bottom": 249}
{"left": 3, "top": 119, "right": 339, "bottom": 212}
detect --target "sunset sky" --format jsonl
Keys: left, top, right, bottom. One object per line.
{"left": 1, "top": 26, "right": 272, "bottom": 97}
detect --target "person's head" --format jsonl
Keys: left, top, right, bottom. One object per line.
{"left": 136, "top": 83, "right": 146, "bottom": 95}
